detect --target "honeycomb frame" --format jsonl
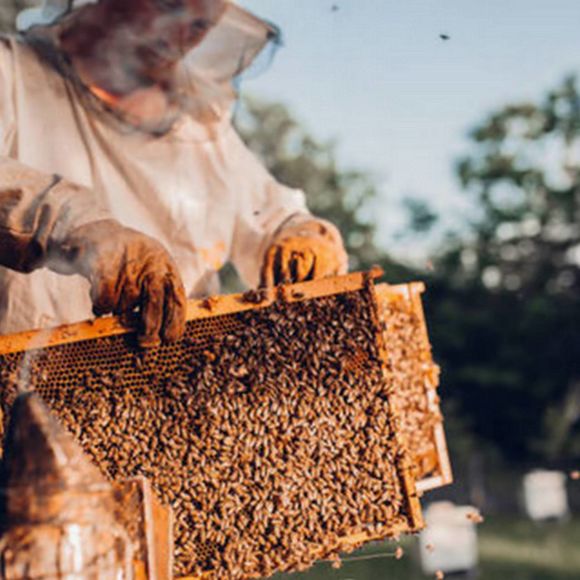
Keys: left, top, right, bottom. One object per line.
{"left": 0, "top": 271, "right": 438, "bottom": 578}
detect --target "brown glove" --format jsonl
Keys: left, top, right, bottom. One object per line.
{"left": 260, "top": 217, "right": 348, "bottom": 287}
{"left": 55, "top": 219, "right": 186, "bottom": 348}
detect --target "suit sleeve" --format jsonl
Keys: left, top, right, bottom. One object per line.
{"left": 0, "top": 38, "right": 110, "bottom": 273}
{"left": 228, "top": 128, "right": 347, "bottom": 287}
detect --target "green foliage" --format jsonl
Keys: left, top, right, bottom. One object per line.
{"left": 402, "top": 197, "right": 438, "bottom": 234}
{"left": 429, "top": 75, "right": 580, "bottom": 463}
{"left": 454, "top": 75, "right": 580, "bottom": 296}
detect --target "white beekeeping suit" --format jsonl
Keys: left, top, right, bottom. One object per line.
{"left": 0, "top": 0, "right": 347, "bottom": 337}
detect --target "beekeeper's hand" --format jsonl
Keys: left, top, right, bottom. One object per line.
{"left": 58, "top": 219, "right": 186, "bottom": 347}
{"left": 260, "top": 218, "right": 348, "bottom": 287}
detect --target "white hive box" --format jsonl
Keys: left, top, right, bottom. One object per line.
{"left": 523, "top": 470, "right": 569, "bottom": 521}
{"left": 419, "top": 501, "right": 478, "bottom": 575}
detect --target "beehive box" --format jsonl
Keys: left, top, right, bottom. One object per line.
{"left": 0, "top": 271, "right": 432, "bottom": 579}
{"left": 375, "top": 283, "right": 452, "bottom": 491}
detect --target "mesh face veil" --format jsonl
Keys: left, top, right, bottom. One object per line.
{"left": 18, "top": 1, "right": 281, "bottom": 134}
{"left": 175, "top": 3, "right": 281, "bottom": 125}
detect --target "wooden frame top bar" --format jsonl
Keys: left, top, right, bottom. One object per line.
{"left": 0, "top": 270, "right": 390, "bottom": 356}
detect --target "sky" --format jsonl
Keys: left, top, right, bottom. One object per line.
{"left": 238, "top": 0, "right": 580, "bottom": 259}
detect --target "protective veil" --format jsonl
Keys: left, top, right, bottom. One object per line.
{"left": 0, "top": 1, "right": 347, "bottom": 336}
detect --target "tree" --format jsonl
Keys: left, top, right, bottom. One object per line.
{"left": 456, "top": 75, "right": 580, "bottom": 297}
{"left": 426, "top": 75, "right": 580, "bottom": 463}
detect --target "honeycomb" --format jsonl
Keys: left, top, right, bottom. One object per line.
{"left": 0, "top": 274, "right": 425, "bottom": 579}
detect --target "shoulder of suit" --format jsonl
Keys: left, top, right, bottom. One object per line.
{"left": 0, "top": 34, "right": 55, "bottom": 76}
{"left": 0, "top": 35, "right": 28, "bottom": 59}
{"left": 0, "top": 35, "right": 15, "bottom": 73}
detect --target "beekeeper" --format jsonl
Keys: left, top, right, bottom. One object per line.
{"left": 0, "top": 0, "right": 347, "bottom": 347}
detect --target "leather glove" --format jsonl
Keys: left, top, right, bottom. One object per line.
{"left": 55, "top": 219, "right": 186, "bottom": 347}
{"left": 260, "top": 217, "right": 348, "bottom": 287}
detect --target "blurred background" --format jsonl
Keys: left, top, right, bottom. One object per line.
{"left": 3, "top": 1, "right": 580, "bottom": 578}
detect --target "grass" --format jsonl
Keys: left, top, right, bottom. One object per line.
{"left": 273, "top": 516, "right": 580, "bottom": 580}
{"left": 477, "top": 516, "right": 580, "bottom": 579}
